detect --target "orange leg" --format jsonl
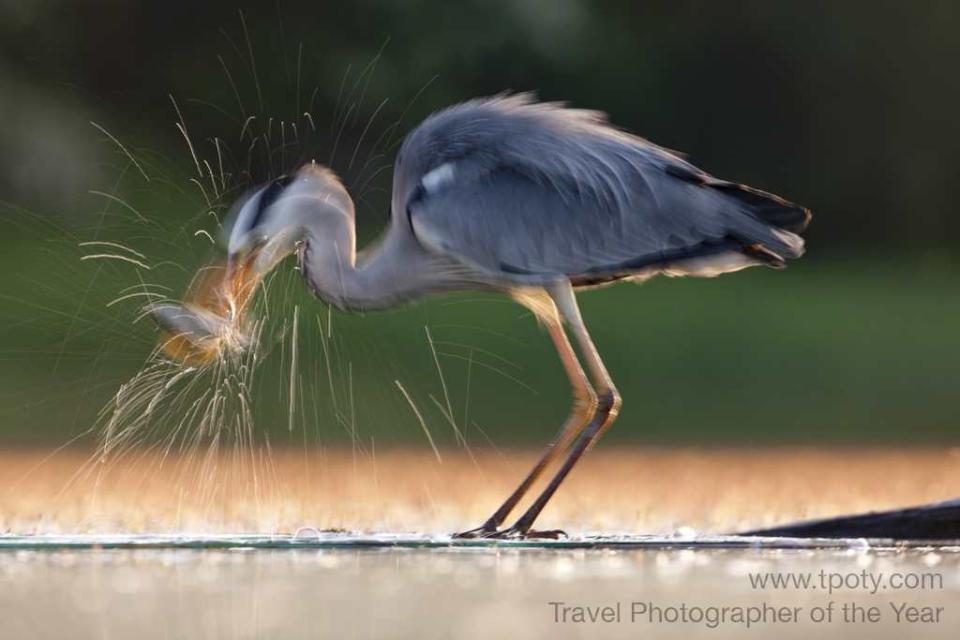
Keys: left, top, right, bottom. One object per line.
{"left": 454, "top": 289, "right": 596, "bottom": 538}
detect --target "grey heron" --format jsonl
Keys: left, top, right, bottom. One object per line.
{"left": 153, "top": 94, "right": 811, "bottom": 538}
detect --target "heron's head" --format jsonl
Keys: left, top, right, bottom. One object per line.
{"left": 226, "top": 163, "right": 354, "bottom": 284}
{"left": 151, "top": 163, "right": 352, "bottom": 365}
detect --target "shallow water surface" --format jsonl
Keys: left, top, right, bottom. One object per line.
{"left": 1, "top": 538, "right": 956, "bottom": 639}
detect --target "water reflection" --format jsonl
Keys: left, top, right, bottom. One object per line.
{"left": 0, "top": 544, "right": 956, "bottom": 639}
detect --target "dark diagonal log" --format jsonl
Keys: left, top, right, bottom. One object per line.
{"left": 741, "top": 498, "right": 960, "bottom": 540}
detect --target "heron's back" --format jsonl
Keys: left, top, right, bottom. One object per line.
{"left": 402, "top": 95, "right": 811, "bottom": 285}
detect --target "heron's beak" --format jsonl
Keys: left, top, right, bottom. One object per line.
{"left": 224, "top": 247, "right": 263, "bottom": 317}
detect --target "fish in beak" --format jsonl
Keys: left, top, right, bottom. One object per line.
{"left": 148, "top": 254, "right": 260, "bottom": 365}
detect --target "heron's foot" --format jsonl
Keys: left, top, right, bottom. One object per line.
{"left": 480, "top": 526, "right": 568, "bottom": 540}
{"left": 452, "top": 524, "right": 498, "bottom": 539}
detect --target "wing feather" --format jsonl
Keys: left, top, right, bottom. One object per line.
{"left": 406, "top": 97, "right": 808, "bottom": 282}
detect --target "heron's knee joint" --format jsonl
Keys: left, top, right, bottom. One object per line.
{"left": 573, "top": 389, "right": 598, "bottom": 416}
{"left": 598, "top": 389, "right": 622, "bottom": 417}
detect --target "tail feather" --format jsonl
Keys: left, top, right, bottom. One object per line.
{"left": 663, "top": 162, "right": 811, "bottom": 260}
{"left": 707, "top": 180, "right": 810, "bottom": 261}
{"left": 711, "top": 180, "right": 812, "bottom": 234}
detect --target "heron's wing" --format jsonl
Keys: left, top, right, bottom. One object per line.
{"left": 408, "top": 135, "right": 808, "bottom": 281}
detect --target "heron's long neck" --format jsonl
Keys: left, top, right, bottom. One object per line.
{"left": 299, "top": 218, "right": 441, "bottom": 311}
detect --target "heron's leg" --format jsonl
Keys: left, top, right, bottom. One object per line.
{"left": 453, "top": 292, "right": 596, "bottom": 538}
{"left": 496, "top": 282, "right": 621, "bottom": 538}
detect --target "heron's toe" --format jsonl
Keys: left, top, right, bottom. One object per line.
{"left": 452, "top": 525, "right": 497, "bottom": 539}
{"left": 475, "top": 526, "right": 568, "bottom": 540}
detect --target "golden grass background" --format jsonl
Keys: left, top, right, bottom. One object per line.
{"left": 2, "top": 447, "right": 959, "bottom": 535}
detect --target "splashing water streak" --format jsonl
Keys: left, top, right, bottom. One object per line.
{"left": 81, "top": 254, "right": 291, "bottom": 526}
{"left": 67, "top": 30, "right": 463, "bottom": 530}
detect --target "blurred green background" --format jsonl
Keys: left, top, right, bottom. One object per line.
{"left": 1, "top": 0, "right": 958, "bottom": 447}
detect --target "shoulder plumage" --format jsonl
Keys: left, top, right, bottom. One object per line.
{"left": 405, "top": 95, "right": 663, "bottom": 210}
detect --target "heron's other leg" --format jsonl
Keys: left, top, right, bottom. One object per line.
{"left": 497, "top": 282, "right": 621, "bottom": 538}
{"left": 453, "top": 291, "right": 597, "bottom": 538}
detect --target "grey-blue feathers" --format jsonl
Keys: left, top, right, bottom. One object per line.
{"left": 395, "top": 93, "right": 810, "bottom": 285}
